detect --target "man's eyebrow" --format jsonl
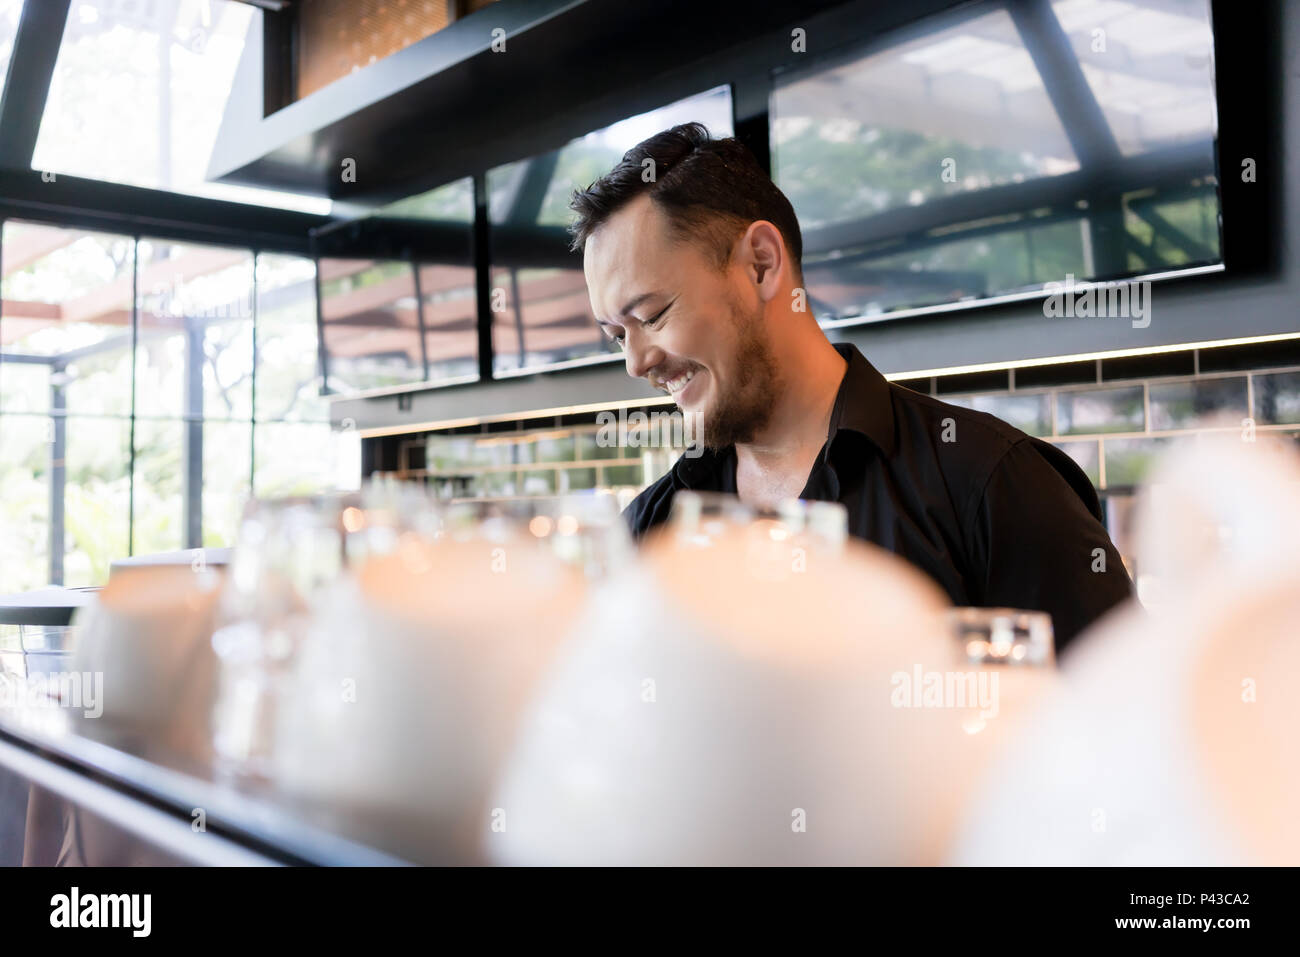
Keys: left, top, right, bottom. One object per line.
{"left": 597, "top": 291, "right": 661, "bottom": 327}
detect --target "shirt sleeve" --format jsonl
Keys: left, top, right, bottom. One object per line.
{"left": 966, "top": 439, "right": 1135, "bottom": 654}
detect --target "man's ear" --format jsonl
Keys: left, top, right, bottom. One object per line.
{"left": 742, "top": 220, "right": 786, "bottom": 302}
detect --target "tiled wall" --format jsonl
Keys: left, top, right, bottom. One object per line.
{"left": 921, "top": 365, "right": 1300, "bottom": 491}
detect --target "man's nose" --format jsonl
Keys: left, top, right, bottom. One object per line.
{"left": 624, "top": 332, "right": 663, "bottom": 381}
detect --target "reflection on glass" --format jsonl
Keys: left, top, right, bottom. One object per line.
{"left": 0, "top": 221, "right": 135, "bottom": 416}
{"left": 489, "top": 86, "right": 732, "bottom": 374}
{"left": 254, "top": 254, "right": 325, "bottom": 423}
{"left": 1054, "top": 0, "right": 1217, "bottom": 157}
{"left": 1057, "top": 385, "right": 1144, "bottom": 435}
{"left": 360, "top": 179, "right": 477, "bottom": 386}
{"left": 417, "top": 263, "right": 478, "bottom": 380}
{"left": 774, "top": 8, "right": 1078, "bottom": 231}
{"left": 318, "top": 259, "right": 424, "bottom": 393}
{"left": 1148, "top": 376, "right": 1247, "bottom": 431}
{"left": 379, "top": 178, "right": 474, "bottom": 222}
{"left": 771, "top": 0, "right": 1221, "bottom": 322}
{"left": 1253, "top": 371, "right": 1300, "bottom": 426}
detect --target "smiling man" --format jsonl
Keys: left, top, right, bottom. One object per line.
{"left": 569, "top": 123, "right": 1134, "bottom": 651}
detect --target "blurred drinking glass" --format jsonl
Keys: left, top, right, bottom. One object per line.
{"left": 947, "top": 607, "right": 1055, "bottom": 667}
{"left": 210, "top": 491, "right": 364, "bottom": 778}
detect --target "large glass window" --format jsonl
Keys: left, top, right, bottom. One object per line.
{"left": 0, "top": 0, "right": 23, "bottom": 107}
{"left": 253, "top": 252, "right": 358, "bottom": 499}
{"left": 488, "top": 86, "right": 733, "bottom": 375}
{"left": 30, "top": 0, "right": 329, "bottom": 213}
{"left": 317, "top": 259, "right": 424, "bottom": 394}
{"left": 771, "top": 0, "right": 1220, "bottom": 323}
{"left": 330, "top": 177, "right": 479, "bottom": 391}
{"left": 0, "top": 225, "right": 350, "bottom": 590}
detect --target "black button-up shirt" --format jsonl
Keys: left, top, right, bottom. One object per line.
{"left": 622, "top": 342, "right": 1134, "bottom": 653}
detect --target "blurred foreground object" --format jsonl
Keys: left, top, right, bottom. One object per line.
{"left": 70, "top": 563, "right": 224, "bottom": 761}
{"left": 489, "top": 494, "right": 1055, "bottom": 865}
{"left": 272, "top": 496, "right": 612, "bottom": 864}
{"left": 949, "top": 435, "right": 1300, "bottom": 865}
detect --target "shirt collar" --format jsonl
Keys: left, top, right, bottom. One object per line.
{"left": 825, "top": 341, "right": 897, "bottom": 458}
{"left": 670, "top": 340, "right": 896, "bottom": 490}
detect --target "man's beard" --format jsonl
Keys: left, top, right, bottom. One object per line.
{"left": 690, "top": 298, "right": 781, "bottom": 451}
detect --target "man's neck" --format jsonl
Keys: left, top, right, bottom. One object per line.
{"left": 735, "top": 338, "right": 848, "bottom": 476}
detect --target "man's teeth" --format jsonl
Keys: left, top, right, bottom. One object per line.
{"left": 665, "top": 369, "right": 696, "bottom": 393}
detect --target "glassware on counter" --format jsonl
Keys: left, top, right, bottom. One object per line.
{"left": 269, "top": 488, "right": 595, "bottom": 863}
{"left": 947, "top": 608, "right": 1055, "bottom": 667}
{"left": 667, "top": 490, "right": 849, "bottom": 551}
{"left": 209, "top": 491, "right": 367, "bottom": 779}
{"left": 440, "top": 491, "right": 634, "bottom": 580}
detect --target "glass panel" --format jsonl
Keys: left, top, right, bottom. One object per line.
{"left": 602, "top": 464, "right": 643, "bottom": 488}
{"left": 0, "top": 222, "right": 134, "bottom": 416}
{"left": 254, "top": 254, "right": 326, "bottom": 423}
{"left": 1103, "top": 436, "right": 1172, "bottom": 487}
{"left": 63, "top": 415, "right": 131, "bottom": 587}
{"left": 1052, "top": 438, "right": 1100, "bottom": 489}
{"left": 253, "top": 422, "right": 359, "bottom": 498}
{"left": 941, "top": 392, "right": 1052, "bottom": 436}
{"left": 0, "top": 0, "right": 24, "bottom": 112}
{"left": 135, "top": 239, "right": 254, "bottom": 419}
{"left": 318, "top": 259, "right": 424, "bottom": 393}
{"left": 802, "top": 217, "right": 1089, "bottom": 321}
{"left": 1056, "top": 384, "right": 1144, "bottom": 435}
{"left": 0, "top": 413, "right": 50, "bottom": 592}
{"left": 489, "top": 86, "right": 732, "bottom": 374}
{"left": 577, "top": 430, "right": 624, "bottom": 461}
{"left": 378, "top": 177, "right": 474, "bottom": 222}
{"left": 1254, "top": 371, "right": 1300, "bottom": 426}
{"left": 0, "top": 362, "right": 47, "bottom": 415}
{"left": 32, "top": 0, "right": 329, "bottom": 213}
{"left": 561, "top": 467, "right": 597, "bottom": 492}
{"left": 418, "top": 263, "right": 478, "bottom": 380}
{"left": 203, "top": 420, "right": 251, "bottom": 547}
{"left": 535, "top": 434, "right": 576, "bottom": 463}
{"left": 520, "top": 470, "right": 555, "bottom": 495}
{"left": 131, "top": 417, "right": 184, "bottom": 555}
{"left": 772, "top": 0, "right": 1221, "bottom": 323}
{"left": 1053, "top": 0, "right": 1218, "bottom": 158}
{"left": 1148, "top": 376, "right": 1247, "bottom": 431}
{"left": 773, "top": 8, "right": 1078, "bottom": 231}
{"left": 422, "top": 435, "right": 474, "bottom": 470}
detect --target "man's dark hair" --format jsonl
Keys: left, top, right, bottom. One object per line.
{"left": 568, "top": 122, "right": 803, "bottom": 281}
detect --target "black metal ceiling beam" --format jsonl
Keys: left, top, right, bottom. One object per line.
{"left": 0, "top": 0, "right": 72, "bottom": 170}
{"left": 0, "top": 169, "right": 329, "bottom": 254}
